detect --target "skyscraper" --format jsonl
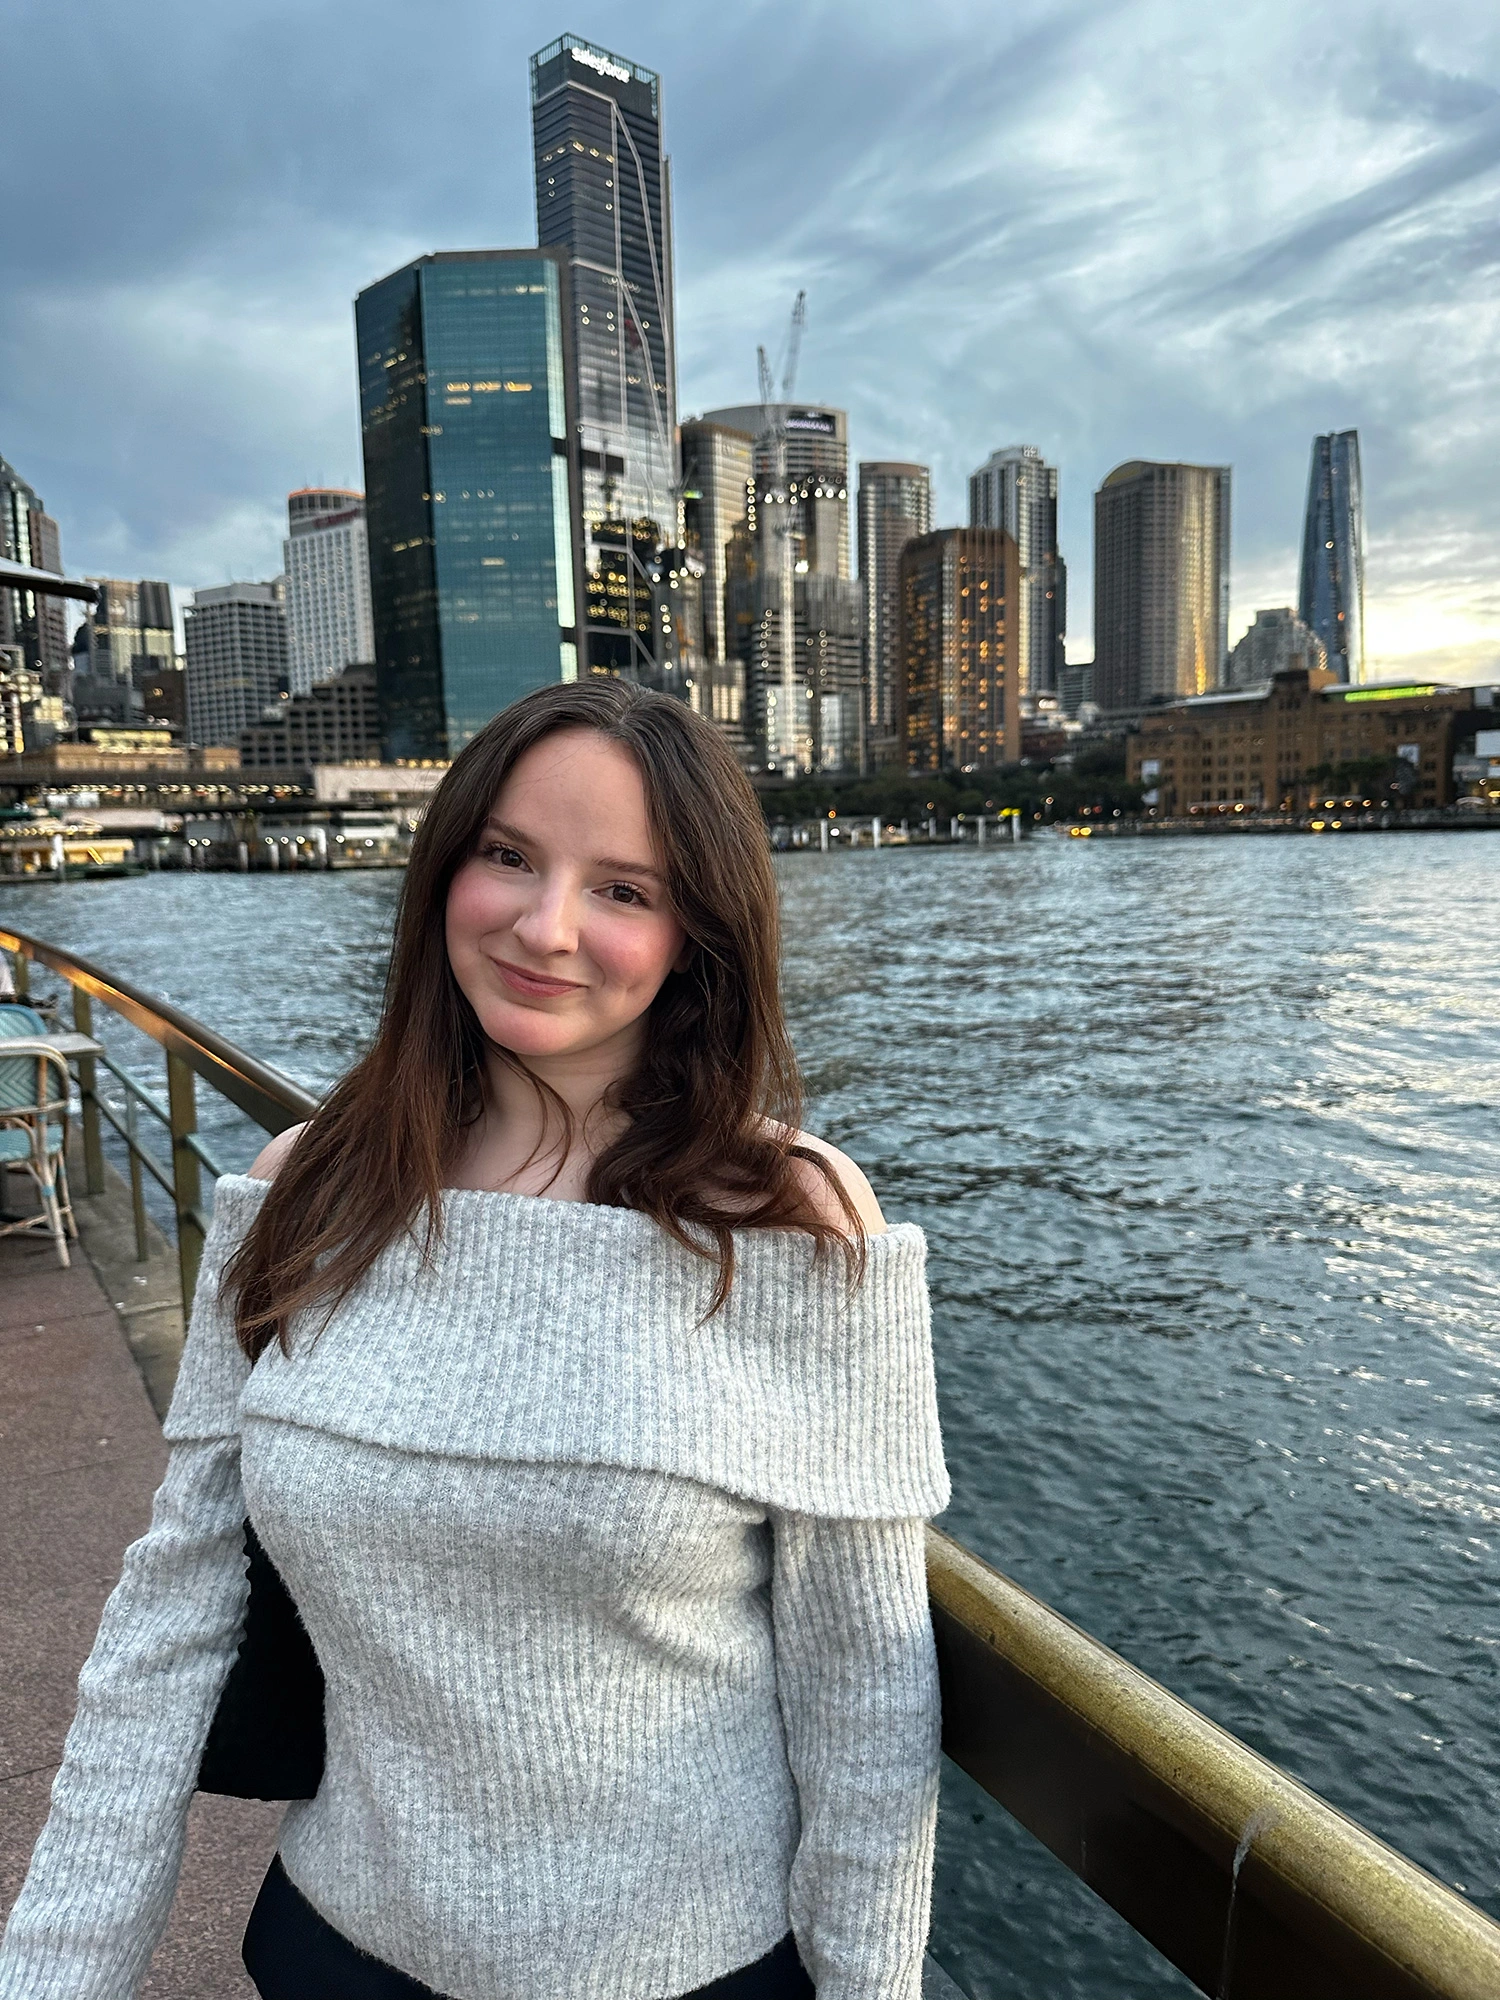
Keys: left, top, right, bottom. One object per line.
{"left": 356, "top": 249, "right": 582, "bottom": 761}
{"left": 968, "top": 445, "right": 1065, "bottom": 698}
{"left": 0, "top": 453, "right": 69, "bottom": 688}
{"left": 1094, "top": 461, "right": 1230, "bottom": 712}
{"left": 74, "top": 579, "right": 181, "bottom": 728}
{"left": 858, "top": 463, "right": 931, "bottom": 771}
{"left": 1298, "top": 430, "right": 1365, "bottom": 685}
{"left": 184, "top": 580, "right": 288, "bottom": 746}
{"left": 283, "top": 489, "right": 376, "bottom": 695}
{"left": 708, "top": 403, "right": 860, "bottom": 772}
{"left": 681, "top": 418, "right": 754, "bottom": 742}
{"left": 898, "top": 528, "right": 1020, "bottom": 772}
{"left": 531, "top": 35, "right": 678, "bottom": 683}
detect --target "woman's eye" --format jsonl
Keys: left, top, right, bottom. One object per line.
{"left": 606, "top": 882, "right": 646, "bottom": 906}
{"left": 481, "top": 843, "right": 526, "bottom": 868}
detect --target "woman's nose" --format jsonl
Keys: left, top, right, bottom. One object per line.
{"left": 512, "top": 880, "right": 578, "bottom": 956}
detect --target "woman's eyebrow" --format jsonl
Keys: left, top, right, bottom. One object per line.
{"left": 595, "top": 856, "right": 663, "bottom": 881}
{"left": 483, "top": 820, "right": 661, "bottom": 882}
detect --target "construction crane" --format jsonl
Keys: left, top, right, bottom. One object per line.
{"left": 755, "top": 289, "right": 807, "bottom": 428}
{"left": 780, "top": 290, "right": 806, "bottom": 402}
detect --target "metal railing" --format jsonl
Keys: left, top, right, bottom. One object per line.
{"left": 4, "top": 919, "right": 1500, "bottom": 2000}
{"left": 1, "top": 925, "right": 315, "bottom": 1304}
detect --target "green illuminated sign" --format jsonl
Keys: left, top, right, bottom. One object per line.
{"left": 1341, "top": 685, "right": 1440, "bottom": 703}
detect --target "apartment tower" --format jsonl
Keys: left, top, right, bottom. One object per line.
{"left": 898, "top": 527, "right": 1020, "bottom": 772}
{"left": 1094, "top": 461, "right": 1230, "bottom": 712}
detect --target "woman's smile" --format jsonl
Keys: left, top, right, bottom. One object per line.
{"left": 491, "top": 958, "right": 588, "bottom": 999}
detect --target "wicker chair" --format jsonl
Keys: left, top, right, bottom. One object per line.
{"left": 0, "top": 1006, "right": 77, "bottom": 1268}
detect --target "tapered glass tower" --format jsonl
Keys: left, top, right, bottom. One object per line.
{"left": 531, "top": 35, "right": 678, "bottom": 682}
{"left": 1298, "top": 431, "right": 1364, "bottom": 685}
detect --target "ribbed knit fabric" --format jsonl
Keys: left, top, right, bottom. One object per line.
{"left": 0, "top": 1175, "right": 949, "bottom": 2000}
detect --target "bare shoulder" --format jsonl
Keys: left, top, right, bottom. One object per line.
{"left": 787, "top": 1129, "right": 888, "bottom": 1235}
{"left": 248, "top": 1122, "right": 307, "bottom": 1181}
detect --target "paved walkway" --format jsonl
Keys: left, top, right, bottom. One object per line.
{"left": 0, "top": 1195, "right": 279, "bottom": 1994}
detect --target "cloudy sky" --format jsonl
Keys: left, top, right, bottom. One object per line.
{"left": 4, "top": 0, "right": 1498, "bottom": 676}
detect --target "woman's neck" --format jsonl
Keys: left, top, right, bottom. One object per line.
{"left": 447, "top": 1034, "right": 641, "bottom": 1199}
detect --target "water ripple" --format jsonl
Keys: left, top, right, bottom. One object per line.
{"left": 6, "top": 828, "right": 1499, "bottom": 1996}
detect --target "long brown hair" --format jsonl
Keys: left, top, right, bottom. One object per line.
{"left": 228, "top": 678, "right": 861, "bottom": 1359}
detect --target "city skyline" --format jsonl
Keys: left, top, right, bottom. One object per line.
{"left": 2, "top": 2, "right": 1498, "bottom": 683}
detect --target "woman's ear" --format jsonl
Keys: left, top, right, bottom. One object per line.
{"left": 673, "top": 937, "right": 697, "bottom": 976}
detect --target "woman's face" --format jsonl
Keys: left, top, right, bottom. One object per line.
{"left": 445, "top": 728, "right": 688, "bottom": 1066}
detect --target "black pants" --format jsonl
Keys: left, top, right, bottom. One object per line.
{"left": 244, "top": 1856, "right": 816, "bottom": 1999}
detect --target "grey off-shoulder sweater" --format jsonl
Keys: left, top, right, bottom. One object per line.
{"left": 0, "top": 1175, "right": 950, "bottom": 2000}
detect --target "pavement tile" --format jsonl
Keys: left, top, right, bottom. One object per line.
{"left": 0, "top": 1315, "right": 161, "bottom": 1481}
{"left": 0, "top": 1258, "right": 111, "bottom": 1339}
{"left": 0, "top": 1444, "right": 164, "bottom": 1593}
{"left": 1, "top": 1225, "right": 279, "bottom": 1999}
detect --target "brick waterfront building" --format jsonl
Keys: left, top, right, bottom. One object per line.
{"left": 1127, "top": 669, "right": 1487, "bottom": 814}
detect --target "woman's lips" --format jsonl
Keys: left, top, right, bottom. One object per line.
{"left": 493, "top": 958, "right": 586, "bottom": 999}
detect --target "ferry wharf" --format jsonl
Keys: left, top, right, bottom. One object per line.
{"left": 3, "top": 921, "right": 1500, "bottom": 2000}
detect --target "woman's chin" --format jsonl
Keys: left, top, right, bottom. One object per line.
{"left": 478, "top": 1009, "right": 601, "bottom": 1062}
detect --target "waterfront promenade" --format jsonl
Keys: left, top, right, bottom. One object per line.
{"left": 0, "top": 1161, "right": 278, "bottom": 1995}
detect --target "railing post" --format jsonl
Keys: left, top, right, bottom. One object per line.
{"left": 166, "top": 1051, "right": 204, "bottom": 1306}
{"left": 72, "top": 988, "right": 106, "bottom": 1197}
{"left": 125, "top": 1093, "right": 149, "bottom": 1263}
{"left": 13, "top": 949, "right": 30, "bottom": 999}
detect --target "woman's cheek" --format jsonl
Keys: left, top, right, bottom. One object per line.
{"left": 591, "top": 914, "right": 682, "bottom": 994}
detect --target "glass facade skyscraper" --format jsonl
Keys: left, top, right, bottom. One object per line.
{"left": 1298, "top": 430, "right": 1365, "bottom": 685}
{"left": 531, "top": 35, "right": 678, "bottom": 682}
{"left": 356, "top": 250, "right": 581, "bottom": 761}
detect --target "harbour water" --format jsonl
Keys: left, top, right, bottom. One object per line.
{"left": 5, "top": 830, "right": 1499, "bottom": 1998}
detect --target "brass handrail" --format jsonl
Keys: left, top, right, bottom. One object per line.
{"left": 4, "top": 922, "right": 1499, "bottom": 1998}
{"left": 1, "top": 924, "right": 314, "bottom": 1297}
{"left": 928, "top": 1531, "right": 1500, "bottom": 1999}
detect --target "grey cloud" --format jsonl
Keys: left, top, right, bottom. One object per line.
{"left": 2, "top": 0, "right": 1498, "bottom": 675}
{"left": 1163, "top": 103, "right": 1500, "bottom": 310}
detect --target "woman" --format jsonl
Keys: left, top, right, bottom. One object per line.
{"left": 0, "top": 680, "right": 949, "bottom": 2000}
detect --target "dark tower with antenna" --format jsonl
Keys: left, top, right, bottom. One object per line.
{"left": 530, "top": 34, "right": 680, "bottom": 682}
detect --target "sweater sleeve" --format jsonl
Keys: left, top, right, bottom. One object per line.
{"left": 769, "top": 1511, "right": 941, "bottom": 2000}
{"left": 0, "top": 1178, "right": 267, "bottom": 2000}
